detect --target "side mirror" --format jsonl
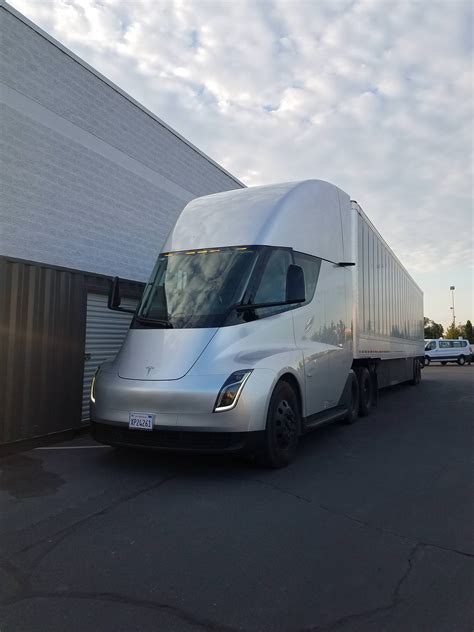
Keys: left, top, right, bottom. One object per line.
{"left": 108, "top": 276, "right": 122, "bottom": 310}
{"left": 286, "top": 264, "right": 306, "bottom": 303}
{"left": 108, "top": 277, "right": 136, "bottom": 314}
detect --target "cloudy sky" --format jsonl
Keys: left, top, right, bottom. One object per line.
{"left": 11, "top": 0, "right": 473, "bottom": 328}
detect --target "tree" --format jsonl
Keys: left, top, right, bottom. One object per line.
{"left": 445, "top": 323, "right": 461, "bottom": 339}
{"left": 464, "top": 320, "right": 473, "bottom": 343}
{"left": 424, "top": 318, "right": 444, "bottom": 339}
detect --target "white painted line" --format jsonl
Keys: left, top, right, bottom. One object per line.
{"left": 35, "top": 445, "right": 112, "bottom": 450}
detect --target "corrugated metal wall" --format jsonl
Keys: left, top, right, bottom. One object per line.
{"left": 81, "top": 293, "right": 138, "bottom": 422}
{"left": 0, "top": 256, "right": 143, "bottom": 445}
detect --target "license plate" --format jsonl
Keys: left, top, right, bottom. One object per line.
{"left": 129, "top": 412, "right": 154, "bottom": 431}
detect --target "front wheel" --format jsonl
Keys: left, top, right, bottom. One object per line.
{"left": 441, "top": 361, "right": 447, "bottom": 366}
{"left": 258, "top": 381, "right": 300, "bottom": 468}
{"left": 424, "top": 356, "right": 431, "bottom": 366}
{"left": 457, "top": 355, "right": 466, "bottom": 366}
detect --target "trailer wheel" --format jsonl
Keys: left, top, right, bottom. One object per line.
{"left": 258, "top": 381, "right": 300, "bottom": 468}
{"left": 356, "top": 367, "right": 373, "bottom": 416}
{"left": 410, "top": 358, "right": 422, "bottom": 385}
{"left": 343, "top": 372, "right": 360, "bottom": 425}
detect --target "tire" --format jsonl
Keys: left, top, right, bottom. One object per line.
{"left": 457, "top": 355, "right": 466, "bottom": 366}
{"left": 356, "top": 367, "right": 373, "bottom": 416}
{"left": 343, "top": 372, "right": 360, "bottom": 425}
{"left": 258, "top": 381, "right": 300, "bottom": 468}
{"left": 424, "top": 356, "right": 431, "bottom": 366}
{"left": 441, "top": 361, "right": 447, "bottom": 366}
{"left": 410, "top": 358, "right": 422, "bottom": 385}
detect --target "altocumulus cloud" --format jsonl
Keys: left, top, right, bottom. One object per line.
{"left": 9, "top": 0, "right": 474, "bottom": 321}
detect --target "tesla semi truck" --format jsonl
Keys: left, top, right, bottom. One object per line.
{"left": 91, "top": 180, "right": 424, "bottom": 467}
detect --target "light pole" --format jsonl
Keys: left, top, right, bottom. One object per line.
{"left": 450, "top": 285, "right": 455, "bottom": 327}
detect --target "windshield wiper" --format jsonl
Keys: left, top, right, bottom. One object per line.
{"left": 135, "top": 315, "right": 173, "bottom": 328}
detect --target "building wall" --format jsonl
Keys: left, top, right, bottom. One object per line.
{"left": 0, "top": 3, "right": 243, "bottom": 282}
{"left": 0, "top": 256, "right": 144, "bottom": 445}
{"left": 0, "top": 4, "right": 244, "bottom": 445}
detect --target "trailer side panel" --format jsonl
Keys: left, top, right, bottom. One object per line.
{"left": 352, "top": 203, "right": 424, "bottom": 361}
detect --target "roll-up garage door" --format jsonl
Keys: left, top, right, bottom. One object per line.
{"left": 82, "top": 293, "right": 138, "bottom": 422}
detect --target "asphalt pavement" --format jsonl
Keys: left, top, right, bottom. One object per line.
{"left": 1, "top": 365, "right": 473, "bottom": 632}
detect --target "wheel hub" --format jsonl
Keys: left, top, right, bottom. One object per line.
{"left": 274, "top": 399, "right": 296, "bottom": 450}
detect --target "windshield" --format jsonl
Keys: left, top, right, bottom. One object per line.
{"left": 136, "top": 246, "right": 260, "bottom": 328}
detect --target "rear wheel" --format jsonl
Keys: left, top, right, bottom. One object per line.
{"left": 356, "top": 367, "right": 373, "bottom": 416}
{"left": 410, "top": 358, "right": 422, "bottom": 385}
{"left": 457, "top": 355, "right": 466, "bottom": 366}
{"left": 441, "top": 361, "right": 447, "bottom": 366}
{"left": 258, "top": 381, "right": 300, "bottom": 468}
{"left": 343, "top": 372, "right": 360, "bottom": 425}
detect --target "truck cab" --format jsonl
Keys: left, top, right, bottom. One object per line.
{"left": 91, "top": 180, "right": 355, "bottom": 466}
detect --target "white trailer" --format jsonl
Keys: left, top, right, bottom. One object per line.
{"left": 351, "top": 201, "right": 424, "bottom": 387}
{"left": 92, "top": 180, "right": 424, "bottom": 467}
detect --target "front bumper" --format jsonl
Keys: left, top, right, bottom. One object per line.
{"left": 91, "top": 368, "right": 275, "bottom": 433}
{"left": 91, "top": 421, "right": 264, "bottom": 454}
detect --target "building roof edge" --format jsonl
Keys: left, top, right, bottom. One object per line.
{"left": 1, "top": 0, "right": 246, "bottom": 189}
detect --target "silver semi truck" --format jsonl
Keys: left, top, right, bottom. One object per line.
{"left": 91, "top": 180, "right": 424, "bottom": 467}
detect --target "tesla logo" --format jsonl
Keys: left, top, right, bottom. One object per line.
{"left": 145, "top": 366, "right": 155, "bottom": 376}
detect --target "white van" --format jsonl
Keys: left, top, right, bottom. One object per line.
{"left": 424, "top": 339, "right": 471, "bottom": 365}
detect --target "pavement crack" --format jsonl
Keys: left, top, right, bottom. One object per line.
{"left": 392, "top": 542, "right": 422, "bottom": 603}
{"left": 421, "top": 542, "right": 474, "bottom": 559}
{"left": 298, "top": 542, "right": 422, "bottom": 631}
{"left": 317, "top": 503, "right": 414, "bottom": 543}
{"left": 1, "top": 590, "right": 243, "bottom": 632}
{"left": 4, "top": 475, "right": 178, "bottom": 572}
{"left": 246, "top": 484, "right": 474, "bottom": 559}
{"left": 313, "top": 504, "right": 474, "bottom": 559}
{"left": 247, "top": 478, "right": 312, "bottom": 503}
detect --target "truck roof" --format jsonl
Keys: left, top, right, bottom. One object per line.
{"left": 163, "top": 179, "right": 350, "bottom": 262}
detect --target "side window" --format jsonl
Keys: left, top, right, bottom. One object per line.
{"left": 426, "top": 341, "right": 436, "bottom": 351}
{"left": 462, "top": 341, "right": 468, "bottom": 347}
{"left": 254, "top": 249, "right": 292, "bottom": 304}
{"left": 439, "top": 341, "right": 449, "bottom": 348}
{"left": 293, "top": 252, "right": 322, "bottom": 303}
{"left": 251, "top": 249, "right": 292, "bottom": 318}
{"left": 452, "top": 341, "right": 461, "bottom": 348}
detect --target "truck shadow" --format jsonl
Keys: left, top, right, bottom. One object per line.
{"left": 94, "top": 381, "right": 426, "bottom": 479}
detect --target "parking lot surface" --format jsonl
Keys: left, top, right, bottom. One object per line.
{"left": 1, "top": 365, "right": 473, "bottom": 631}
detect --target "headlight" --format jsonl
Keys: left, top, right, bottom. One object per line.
{"left": 214, "top": 370, "right": 253, "bottom": 412}
{"left": 90, "top": 370, "right": 98, "bottom": 403}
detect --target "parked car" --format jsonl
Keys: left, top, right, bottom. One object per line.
{"left": 424, "top": 339, "right": 471, "bottom": 366}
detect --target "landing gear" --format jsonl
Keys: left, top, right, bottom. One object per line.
{"left": 410, "top": 358, "right": 422, "bottom": 385}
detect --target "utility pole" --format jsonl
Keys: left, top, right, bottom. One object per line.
{"left": 450, "top": 285, "right": 456, "bottom": 327}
